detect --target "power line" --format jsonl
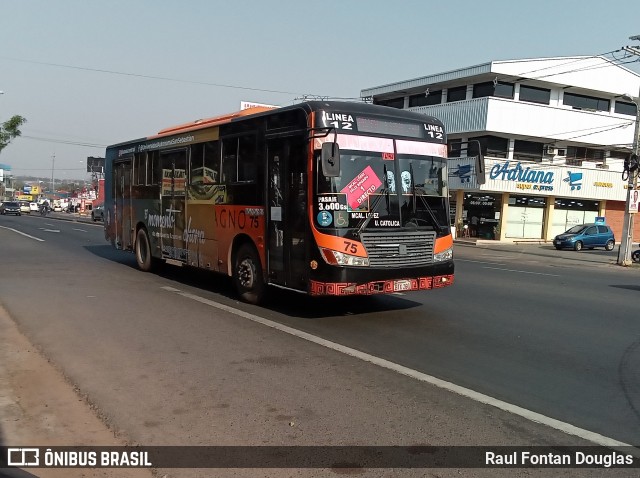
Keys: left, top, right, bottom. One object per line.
{"left": 513, "top": 49, "right": 623, "bottom": 77}
{"left": 528, "top": 56, "right": 640, "bottom": 81}
{"left": 21, "top": 135, "right": 106, "bottom": 148}
{"left": 0, "top": 56, "right": 306, "bottom": 97}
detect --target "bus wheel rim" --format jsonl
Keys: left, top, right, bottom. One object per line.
{"left": 238, "top": 259, "right": 256, "bottom": 289}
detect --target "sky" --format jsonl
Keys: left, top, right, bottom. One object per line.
{"left": 1, "top": 0, "right": 640, "bottom": 181}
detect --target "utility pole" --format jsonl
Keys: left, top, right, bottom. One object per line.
{"left": 50, "top": 153, "right": 55, "bottom": 197}
{"left": 617, "top": 36, "right": 640, "bottom": 266}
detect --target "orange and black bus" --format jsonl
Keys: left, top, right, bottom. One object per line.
{"left": 104, "top": 101, "right": 454, "bottom": 304}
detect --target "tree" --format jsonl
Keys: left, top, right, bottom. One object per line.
{"left": 0, "top": 115, "right": 27, "bottom": 155}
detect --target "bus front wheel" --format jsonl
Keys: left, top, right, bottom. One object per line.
{"left": 136, "top": 227, "right": 154, "bottom": 272}
{"left": 233, "top": 243, "right": 265, "bottom": 304}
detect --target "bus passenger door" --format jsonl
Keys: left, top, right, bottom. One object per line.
{"left": 114, "top": 160, "right": 133, "bottom": 251}
{"left": 267, "top": 136, "right": 307, "bottom": 289}
{"left": 160, "top": 149, "right": 188, "bottom": 263}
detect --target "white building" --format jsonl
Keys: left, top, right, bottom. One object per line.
{"left": 361, "top": 56, "right": 640, "bottom": 241}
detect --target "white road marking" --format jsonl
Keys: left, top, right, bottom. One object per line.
{"left": 162, "top": 286, "right": 634, "bottom": 452}
{"left": 40, "top": 229, "right": 60, "bottom": 233}
{"left": 456, "top": 259, "right": 507, "bottom": 266}
{"left": 73, "top": 228, "right": 88, "bottom": 232}
{"left": 482, "top": 266, "right": 560, "bottom": 277}
{"left": 0, "top": 225, "right": 45, "bottom": 241}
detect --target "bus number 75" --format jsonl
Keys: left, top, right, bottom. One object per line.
{"left": 343, "top": 240, "right": 358, "bottom": 254}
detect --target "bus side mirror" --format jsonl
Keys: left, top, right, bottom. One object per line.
{"left": 321, "top": 143, "right": 340, "bottom": 177}
{"left": 475, "top": 154, "right": 486, "bottom": 185}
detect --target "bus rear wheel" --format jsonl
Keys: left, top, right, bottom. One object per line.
{"left": 233, "top": 243, "right": 265, "bottom": 304}
{"left": 136, "top": 227, "right": 155, "bottom": 272}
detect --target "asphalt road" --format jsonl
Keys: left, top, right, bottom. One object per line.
{"left": 0, "top": 212, "right": 639, "bottom": 477}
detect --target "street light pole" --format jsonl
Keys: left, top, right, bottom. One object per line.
{"left": 616, "top": 35, "right": 640, "bottom": 266}
{"left": 617, "top": 93, "right": 640, "bottom": 265}
{"left": 50, "top": 153, "right": 55, "bottom": 198}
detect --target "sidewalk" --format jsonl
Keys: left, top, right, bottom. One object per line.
{"left": 454, "top": 236, "right": 640, "bottom": 249}
{"left": 0, "top": 305, "right": 153, "bottom": 478}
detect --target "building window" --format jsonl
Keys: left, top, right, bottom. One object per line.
{"left": 473, "top": 81, "right": 514, "bottom": 99}
{"left": 563, "top": 92, "right": 610, "bottom": 112}
{"left": 374, "top": 97, "right": 404, "bottom": 109}
{"left": 609, "top": 150, "right": 630, "bottom": 160}
{"left": 554, "top": 198, "right": 599, "bottom": 210}
{"left": 615, "top": 101, "right": 637, "bottom": 116}
{"left": 509, "top": 195, "right": 546, "bottom": 208}
{"left": 468, "top": 135, "right": 509, "bottom": 158}
{"left": 519, "top": 85, "right": 551, "bottom": 105}
{"left": 447, "top": 86, "right": 467, "bottom": 102}
{"left": 566, "top": 146, "right": 605, "bottom": 161}
{"left": 513, "top": 140, "right": 544, "bottom": 161}
{"left": 448, "top": 139, "right": 462, "bottom": 158}
{"left": 409, "top": 90, "right": 442, "bottom": 107}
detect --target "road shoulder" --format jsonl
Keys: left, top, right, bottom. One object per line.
{"left": 0, "top": 303, "right": 153, "bottom": 478}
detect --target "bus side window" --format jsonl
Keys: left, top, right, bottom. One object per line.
{"left": 238, "top": 135, "right": 256, "bottom": 183}
{"left": 149, "top": 151, "right": 160, "bottom": 186}
{"left": 190, "top": 143, "right": 204, "bottom": 185}
{"left": 134, "top": 153, "right": 145, "bottom": 186}
{"left": 221, "top": 138, "right": 237, "bottom": 183}
{"left": 203, "top": 141, "right": 220, "bottom": 184}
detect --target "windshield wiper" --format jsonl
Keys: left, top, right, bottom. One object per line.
{"left": 408, "top": 164, "right": 445, "bottom": 233}
{"left": 383, "top": 163, "right": 391, "bottom": 215}
{"left": 354, "top": 165, "right": 390, "bottom": 237}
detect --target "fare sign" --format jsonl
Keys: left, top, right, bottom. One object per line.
{"left": 341, "top": 166, "right": 382, "bottom": 209}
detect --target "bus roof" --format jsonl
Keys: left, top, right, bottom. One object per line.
{"left": 107, "top": 101, "right": 445, "bottom": 149}
{"left": 153, "top": 106, "right": 275, "bottom": 137}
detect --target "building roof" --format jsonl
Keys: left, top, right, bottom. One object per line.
{"left": 361, "top": 56, "right": 640, "bottom": 99}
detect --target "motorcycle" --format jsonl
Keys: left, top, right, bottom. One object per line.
{"left": 39, "top": 205, "right": 50, "bottom": 216}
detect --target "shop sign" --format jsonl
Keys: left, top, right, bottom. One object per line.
{"left": 452, "top": 158, "right": 627, "bottom": 201}
{"left": 489, "top": 161, "right": 555, "bottom": 188}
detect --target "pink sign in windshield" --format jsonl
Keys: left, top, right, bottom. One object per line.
{"left": 341, "top": 165, "right": 383, "bottom": 209}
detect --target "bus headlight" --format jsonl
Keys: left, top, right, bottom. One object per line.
{"left": 319, "top": 248, "right": 369, "bottom": 267}
{"left": 433, "top": 247, "right": 453, "bottom": 262}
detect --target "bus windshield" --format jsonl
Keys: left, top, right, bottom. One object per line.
{"left": 316, "top": 147, "right": 449, "bottom": 232}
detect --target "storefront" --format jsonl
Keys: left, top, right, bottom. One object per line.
{"left": 550, "top": 198, "right": 601, "bottom": 238}
{"left": 504, "top": 195, "right": 545, "bottom": 239}
{"left": 461, "top": 193, "right": 502, "bottom": 239}
{"left": 449, "top": 157, "right": 628, "bottom": 241}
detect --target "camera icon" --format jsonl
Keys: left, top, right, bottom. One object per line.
{"left": 7, "top": 448, "right": 40, "bottom": 467}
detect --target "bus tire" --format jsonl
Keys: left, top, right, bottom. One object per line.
{"left": 136, "top": 227, "right": 154, "bottom": 272}
{"left": 233, "top": 243, "right": 265, "bottom": 304}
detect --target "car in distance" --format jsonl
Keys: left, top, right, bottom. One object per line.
{"left": 91, "top": 204, "right": 104, "bottom": 222}
{"left": 19, "top": 201, "right": 31, "bottom": 214}
{"left": 29, "top": 202, "right": 39, "bottom": 213}
{"left": 0, "top": 201, "right": 21, "bottom": 215}
{"left": 553, "top": 224, "right": 615, "bottom": 251}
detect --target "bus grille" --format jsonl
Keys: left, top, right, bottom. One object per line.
{"left": 360, "top": 231, "right": 436, "bottom": 268}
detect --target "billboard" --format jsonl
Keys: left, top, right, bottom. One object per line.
{"left": 240, "top": 101, "right": 278, "bottom": 110}
{"left": 87, "top": 156, "right": 105, "bottom": 173}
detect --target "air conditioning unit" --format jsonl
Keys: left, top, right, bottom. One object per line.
{"left": 545, "top": 146, "right": 556, "bottom": 155}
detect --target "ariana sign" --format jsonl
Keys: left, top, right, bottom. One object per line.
{"left": 489, "top": 161, "right": 555, "bottom": 186}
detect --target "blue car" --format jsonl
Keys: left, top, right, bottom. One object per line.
{"left": 553, "top": 224, "right": 615, "bottom": 251}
